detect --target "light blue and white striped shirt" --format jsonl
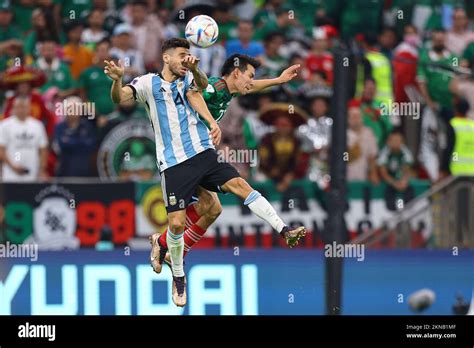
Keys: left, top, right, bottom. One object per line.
{"left": 128, "top": 72, "right": 214, "bottom": 172}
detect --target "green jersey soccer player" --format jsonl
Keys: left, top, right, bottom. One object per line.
{"left": 151, "top": 54, "right": 302, "bottom": 272}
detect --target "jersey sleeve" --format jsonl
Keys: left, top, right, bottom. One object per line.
{"left": 183, "top": 71, "right": 198, "bottom": 93}
{"left": 202, "top": 82, "right": 216, "bottom": 102}
{"left": 127, "top": 74, "right": 151, "bottom": 104}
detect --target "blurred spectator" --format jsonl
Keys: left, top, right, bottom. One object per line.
{"left": 62, "top": 20, "right": 94, "bottom": 80}
{"left": 119, "top": 140, "right": 155, "bottom": 180}
{"left": 3, "top": 66, "right": 56, "bottom": 136}
{"left": 128, "top": 0, "right": 164, "bottom": 72}
{"left": 12, "top": 0, "right": 35, "bottom": 36}
{"left": 110, "top": 23, "right": 144, "bottom": 83}
{"left": 0, "top": 97, "right": 48, "bottom": 182}
{"left": 32, "top": 40, "right": 76, "bottom": 98}
{"left": 258, "top": 32, "right": 286, "bottom": 79}
{"left": 254, "top": 6, "right": 300, "bottom": 41}
{"left": 447, "top": 98, "right": 474, "bottom": 175}
{"left": 379, "top": 27, "right": 398, "bottom": 60}
{"left": 92, "top": 0, "right": 122, "bottom": 34}
{"left": 417, "top": 28, "right": 457, "bottom": 175}
{"left": 446, "top": 8, "right": 474, "bottom": 56}
{"left": 378, "top": 130, "right": 415, "bottom": 211}
{"left": 346, "top": 101, "right": 379, "bottom": 183}
{"left": 282, "top": 54, "right": 308, "bottom": 101}
{"left": 81, "top": 8, "right": 108, "bottom": 49}
{"left": 0, "top": 39, "right": 30, "bottom": 71}
{"left": 79, "top": 38, "right": 115, "bottom": 123}
{"left": 100, "top": 98, "right": 147, "bottom": 140}
{"left": 417, "top": 28, "right": 457, "bottom": 114}
{"left": 297, "top": 96, "right": 331, "bottom": 185}
{"left": 449, "top": 70, "right": 474, "bottom": 120}
{"left": 212, "top": 4, "right": 238, "bottom": 42}
{"left": 356, "top": 33, "right": 394, "bottom": 107}
{"left": 393, "top": 25, "right": 421, "bottom": 104}
{"left": 54, "top": 0, "right": 92, "bottom": 30}
{"left": 225, "top": 20, "right": 264, "bottom": 58}
{"left": 259, "top": 115, "right": 303, "bottom": 192}
{"left": 339, "top": 0, "right": 385, "bottom": 40}
{"left": 53, "top": 96, "right": 96, "bottom": 177}
{"left": 305, "top": 27, "right": 334, "bottom": 85}
{"left": 156, "top": 7, "right": 179, "bottom": 40}
{"left": 359, "top": 78, "right": 393, "bottom": 149}
{"left": 24, "top": 8, "right": 60, "bottom": 61}
{"left": 190, "top": 42, "right": 226, "bottom": 78}
{"left": 0, "top": 3, "right": 20, "bottom": 41}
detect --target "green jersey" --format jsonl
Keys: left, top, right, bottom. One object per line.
{"left": 417, "top": 49, "right": 457, "bottom": 109}
{"left": 201, "top": 77, "right": 238, "bottom": 128}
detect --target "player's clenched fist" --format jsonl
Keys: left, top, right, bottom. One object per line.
{"left": 104, "top": 59, "right": 125, "bottom": 81}
{"left": 182, "top": 55, "right": 201, "bottom": 71}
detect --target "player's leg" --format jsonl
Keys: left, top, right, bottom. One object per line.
{"left": 220, "top": 177, "right": 306, "bottom": 247}
{"left": 200, "top": 150, "right": 306, "bottom": 247}
{"left": 183, "top": 188, "right": 222, "bottom": 255}
{"left": 149, "top": 158, "right": 207, "bottom": 307}
{"left": 166, "top": 209, "right": 187, "bottom": 307}
{"left": 159, "top": 187, "right": 221, "bottom": 258}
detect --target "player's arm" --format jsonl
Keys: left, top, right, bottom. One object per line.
{"left": 104, "top": 60, "right": 134, "bottom": 103}
{"left": 183, "top": 55, "right": 208, "bottom": 90}
{"left": 186, "top": 89, "right": 221, "bottom": 145}
{"left": 248, "top": 64, "right": 300, "bottom": 93}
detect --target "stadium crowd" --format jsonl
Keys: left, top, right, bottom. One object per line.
{"left": 0, "top": 0, "right": 473, "bottom": 203}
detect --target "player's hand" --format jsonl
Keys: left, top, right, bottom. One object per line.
{"left": 104, "top": 59, "right": 125, "bottom": 81}
{"left": 279, "top": 64, "right": 300, "bottom": 83}
{"left": 209, "top": 121, "right": 221, "bottom": 146}
{"left": 182, "top": 55, "right": 200, "bottom": 71}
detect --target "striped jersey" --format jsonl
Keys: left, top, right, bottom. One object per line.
{"left": 128, "top": 72, "right": 214, "bottom": 172}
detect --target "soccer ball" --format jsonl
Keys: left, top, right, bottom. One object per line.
{"left": 185, "top": 15, "right": 219, "bottom": 48}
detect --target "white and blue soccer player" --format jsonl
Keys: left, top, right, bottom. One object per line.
{"left": 105, "top": 38, "right": 305, "bottom": 307}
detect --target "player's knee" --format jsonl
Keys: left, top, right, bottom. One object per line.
{"left": 168, "top": 215, "right": 186, "bottom": 233}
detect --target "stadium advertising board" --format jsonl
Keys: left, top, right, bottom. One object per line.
{"left": 1, "top": 250, "right": 472, "bottom": 315}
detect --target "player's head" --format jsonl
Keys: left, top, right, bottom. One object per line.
{"left": 221, "top": 54, "right": 261, "bottom": 94}
{"left": 161, "top": 38, "right": 191, "bottom": 77}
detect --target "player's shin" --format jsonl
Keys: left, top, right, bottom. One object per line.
{"left": 244, "top": 190, "right": 286, "bottom": 232}
{"left": 166, "top": 228, "right": 185, "bottom": 277}
{"left": 244, "top": 190, "right": 306, "bottom": 247}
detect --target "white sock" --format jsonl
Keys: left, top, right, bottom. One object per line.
{"left": 166, "top": 228, "right": 184, "bottom": 277}
{"left": 244, "top": 191, "right": 286, "bottom": 233}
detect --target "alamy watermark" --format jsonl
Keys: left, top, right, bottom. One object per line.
{"left": 55, "top": 100, "right": 96, "bottom": 119}
{"left": 217, "top": 148, "right": 258, "bottom": 167}
{"left": 324, "top": 242, "right": 365, "bottom": 261}
{"left": 0, "top": 241, "right": 38, "bottom": 261}
{"left": 380, "top": 101, "right": 420, "bottom": 120}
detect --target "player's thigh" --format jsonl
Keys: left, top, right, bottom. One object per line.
{"left": 161, "top": 160, "right": 205, "bottom": 214}
{"left": 200, "top": 158, "right": 241, "bottom": 194}
{"left": 220, "top": 176, "right": 253, "bottom": 199}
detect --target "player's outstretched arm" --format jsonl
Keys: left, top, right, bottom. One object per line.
{"left": 186, "top": 90, "right": 221, "bottom": 145}
{"left": 104, "top": 59, "right": 134, "bottom": 103}
{"left": 183, "top": 55, "right": 208, "bottom": 90}
{"left": 248, "top": 64, "right": 300, "bottom": 93}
